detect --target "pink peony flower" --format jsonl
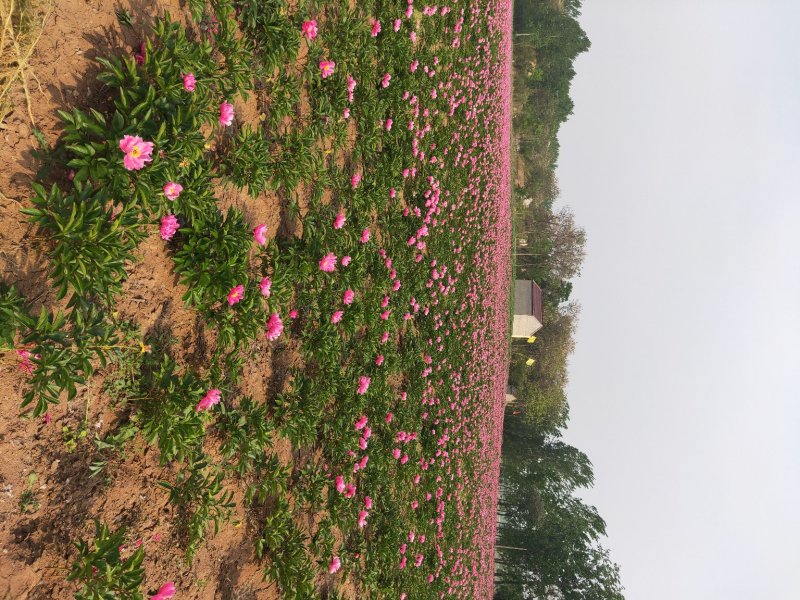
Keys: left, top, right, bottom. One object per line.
{"left": 134, "top": 41, "right": 146, "bottom": 65}
{"left": 341, "top": 255, "right": 352, "bottom": 267}
{"left": 150, "top": 581, "right": 176, "bottom": 600}
{"left": 360, "top": 229, "right": 370, "bottom": 243}
{"left": 351, "top": 172, "right": 361, "bottom": 189}
{"left": 357, "top": 375, "right": 371, "bottom": 395}
{"left": 259, "top": 277, "right": 272, "bottom": 297}
{"left": 301, "top": 19, "right": 318, "bottom": 40}
{"left": 196, "top": 389, "right": 221, "bottom": 412}
{"left": 371, "top": 19, "right": 381, "bottom": 37}
{"left": 375, "top": 355, "right": 384, "bottom": 366}
{"left": 219, "top": 101, "right": 235, "bottom": 126}
{"left": 163, "top": 181, "right": 183, "bottom": 201}
{"left": 355, "top": 415, "right": 368, "bottom": 430}
{"left": 227, "top": 284, "right": 244, "bottom": 306}
{"left": 343, "top": 107, "right": 350, "bottom": 119}
{"left": 16, "top": 349, "right": 36, "bottom": 375}
{"left": 119, "top": 135, "right": 154, "bottom": 171}
{"left": 385, "top": 118, "right": 393, "bottom": 131}
{"left": 394, "top": 18, "right": 402, "bottom": 32}
{"left": 329, "top": 556, "right": 341, "bottom": 574}
{"left": 319, "top": 252, "right": 337, "bottom": 272}
{"left": 335, "top": 475, "right": 346, "bottom": 493}
{"left": 265, "top": 313, "right": 284, "bottom": 340}
{"left": 381, "top": 73, "right": 392, "bottom": 88}
{"left": 344, "top": 484, "right": 356, "bottom": 498}
{"left": 333, "top": 212, "right": 346, "bottom": 229}
{"left": 364, "top": 496, "right": 373, "bottom": 509}
{"left": 358, "top": 510, "right": 368, "bottom": 528}
{"left": 320, "top": 60, "right": 336, "bottom": 78}
{"left": 289, "top": 309, "right": 298, "bottom": 319}
{"left": 182, "top": 73, "right": 196, "bottom": 92}
{"left": 160, "top": 214, "right": 179, "bottom": 240}
{"left": 343, "top": 289, "right": 355, "bottom": 304}
{"left": 253, "top": 224, "right": 268, "bottom": 245}
{"left": 331, "top": 310, "right": 344, "bottom": 324}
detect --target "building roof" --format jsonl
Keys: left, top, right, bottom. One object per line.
{"left": 514, "top": 279, "right": 543, "bottom": 323}
{"left": 512, "top": 280, "right": 543, "bottom": 338}
{"left": 530, "top": 280, "right": 543, "bottom": 323}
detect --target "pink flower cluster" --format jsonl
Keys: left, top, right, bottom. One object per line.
{"left": 302, "top": 19, "right": 318, "bottom": 40}
{"left": 160, "top": 214, "right": 179, "bottom": 240}
{"left": 196, "top": 389, "right": 221, "bottom": 412}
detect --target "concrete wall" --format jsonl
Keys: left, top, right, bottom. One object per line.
{"left": 512, "top": 314, "right": 542, "bottom": 338}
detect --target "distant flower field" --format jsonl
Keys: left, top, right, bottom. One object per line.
{"left": 0, "top": 0, "right": 513, "bottom": 596}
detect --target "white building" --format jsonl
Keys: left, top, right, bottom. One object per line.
{"left": 512, "top": 279, "right": 543, "bottom": 338}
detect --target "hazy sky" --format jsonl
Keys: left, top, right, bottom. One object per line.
{"left": 556, "top": 1, "right": 800, "bottom": 599}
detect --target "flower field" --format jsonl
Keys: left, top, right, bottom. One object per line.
{"left": 0, "top": 0, "right": 513, "bottom": 597}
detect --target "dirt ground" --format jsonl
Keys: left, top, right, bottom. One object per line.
{"left": 0, "top": 1, "right": 289, "bottom": 597}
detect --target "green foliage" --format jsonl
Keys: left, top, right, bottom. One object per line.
{"left": 68, "top": 521, "right": 145, "bottom": 600}
{"left": 171, "top": 207, "right": 266, "bottom": 349}
{"left": 0, "top": 283, "right": 27, "bottom": 347}
{"left": 254, "top": 497, "right": 315, "bottom": 599}
{"left": 217, "top": 396, "right": 274, "bottom": 475}
{"left": 264, "top": 73, "right": 301, "bottom": 128}
{"left": 18, "top": 304, "right": 121, "bottom": 417}
{"left": 495, "top": 414, "right": 624, "bottom": 600}
{"left": 90, "top": 422, "right": 139, "bottom": 477}
{"left": 508, "top": 302, "right": 579, "bottom": 431}
{"left": 160, "top": 456, "right": 235, "bottom": 561}
{"left": 244, "top": 453, "right": 289, "bottom": 505}
{"left": 18, "top": 472, "right": 40, "bottom": 514}
{"left": 293, "top": 462, "right": 328, "bottom": 511}
{"left": 235, "top": 0, "right": 300, "bottom": 73}
{"left": 140, "top": 355, "right": 208, "bottom": 463}
{"left": 273, "top": 370, "right": 326, "bottom": 448}
{"left": 222, "top": 125, "right": 272, "bottom": 195}
{"left": 172, "top": 207, "right": 248, "bottom": 310}
{"left": 268, "top": 128, "right": 319, "bottom": 193}
{"left": 23, "top": 182, "right": 143, "bottom": 304}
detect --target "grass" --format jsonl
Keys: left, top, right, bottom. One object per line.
{"left": 17, "top": 471, "right": 40, "bottom": 513}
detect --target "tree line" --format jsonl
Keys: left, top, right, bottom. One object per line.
{"left": 498, "top": 0, "right": 625, "bottom": 598}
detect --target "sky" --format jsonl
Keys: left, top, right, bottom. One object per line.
{"left": 555, "top": 1, "right": 800, "bottom": 599}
